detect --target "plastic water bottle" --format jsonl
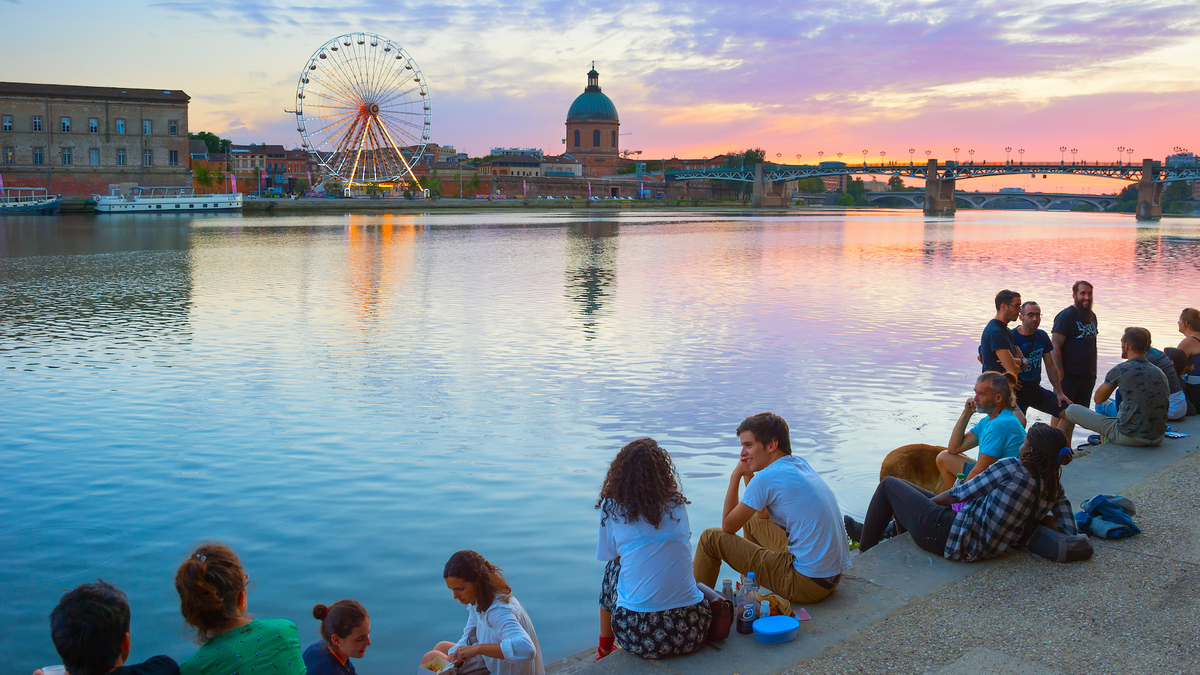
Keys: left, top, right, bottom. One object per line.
{"left": 952, "top": 473, "right": 966, "bottom": 512}
{"left": 759, "top": 599, "right": 771, "bottom": 621}
{"left": 735, "top": 573, "right": 759, "bottom": 634}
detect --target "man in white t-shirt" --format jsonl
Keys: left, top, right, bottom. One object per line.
{"left": 693, "top": 412, "right": 852, "bottom": 603}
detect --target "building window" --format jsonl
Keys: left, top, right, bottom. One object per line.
{"left": 3, "top": 147, "right": 12, "bottom": 164}
{"left": 32, "top": 116, "right": 42, "bottom": 132}
{"left": 61, "top": 117, "right": 71, "bottom": 133}
{"left": 593, "top": 129, "right": 600, "bottom": 147}
{"left": 116, "top": 119, "right": 125, "bottom": 134}
{"left": 117, "top": 149, "right": 127, "bottom": 166}
{"left": 168, "top": 121, "right": 178, "bottom": 136}
{"left": 2, "top": 115, "right": 11, "bottom": 132}
{"left": 89, "top": 118, "right": 99, "bottom": 133}
{"left": 144, "top": 149, "right": 153, "bottom": 166}
{"left": 574, "top": 130, "right": 580, "bottom": 147}
{"left": 142, "top": 120, "right": 152, "bottom": 135}
{"left": 612, "top": 130, "right": 616, "bottom": 147}
{"left": 61, "top": 147, "right": 72, "bottom": 165}
{"left": 33, "top": 147, "right": 43, "bottom": 165}
{"left": 89, "top": 148, "right": 100, "bottom": 165}
{"left": 169, "top": 150, "right": 179, "bottom": 166}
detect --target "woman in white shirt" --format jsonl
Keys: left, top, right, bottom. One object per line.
{"left": 421, "top": 551, "right": 544, "bottom": 675}
{"left": 595, "top": 438, "right": 711, "bottom": 660}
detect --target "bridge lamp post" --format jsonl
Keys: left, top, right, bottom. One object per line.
{"left": 862, "top": 149, "right": 868, "bottom": 166}
{"left": 837, "top": 152, "right": 843, "bottom": 160}
{"left": 1126, "top": 148, "right": 1134, "bottom": 165}
{"left": 969, "top": 149, "right": 975, "bottom": 164}
{"left": 1117, "top": 146, "right": 1125, "bottom": 166}
{"left": 953, "top": 147, "right": 960, "bottom": 162}
{"left": 1059, "top": 146, "right": 1067, "bottom": 165}
{"left": 925, "top": 150, "right": 931, "bottom": 161}
{"left": 818, "top": 151, "right": 824, "bottom": 162}
{"left": 1071, "top": 148, "right": 1078, "bottom": 165}
{"left": 1005, "top": 147, "right": 1012, "bottom": 165}
{"left": 908, "top": 148, "right": 915, "bottom": 165}
{"left": 796, "top": 154, "right": 801, "bottom": 164}
{"left": 880, "top": 151, "right": 886, "bottom": 166}
{"left": 1018, "top": 148, "right": 1025, "bottom": 165}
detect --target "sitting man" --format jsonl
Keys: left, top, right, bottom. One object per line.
{"left": 1063, "top": 327, "right": 1169, "bottom": 447}
{"left": 36, "top": 580, "right": 178, "bottom": 675}
{"left": 693, "top": 412, "right": 851, "bottom": 604}
{"left": 936, "top": 371, "right": 1026, "bottom": 490}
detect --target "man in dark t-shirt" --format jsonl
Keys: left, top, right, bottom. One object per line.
{"left": 1052, "top": 280, "right": 1097, "bottom": 442}
{"left": 1011, "top": 301, "right": 1070, "bottom": 424}
{"left": 37, "top": 581, "right": 179, "bottom": 675}
{"left": 980, "top": 289, "right": 1024, "bottom": 378}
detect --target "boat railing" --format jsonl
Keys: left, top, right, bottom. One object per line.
{"left": 0, "top": 187, "right": 58, "bottom": 204}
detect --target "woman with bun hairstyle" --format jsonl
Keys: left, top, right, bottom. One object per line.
{"left": 174, "top": 542, "right": 304, "bottom": 675}
{"left": 303, "top": 600, "right": 370, "bottom": 675}
{"left": 422, "top": 550, "right": 543, "bottom": 675}
{"left": 594, "top": 438, "right": 709, "bottom": 660}
{"left": 847, "top": 422, "right": 1077, "bottom": 561}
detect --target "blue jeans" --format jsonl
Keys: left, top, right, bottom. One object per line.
{"left": 1095, "top": 389, "right": 1121, "bottom": 418}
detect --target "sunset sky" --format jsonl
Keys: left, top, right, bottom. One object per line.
{"left": 9, "top": 0, "right": 1200, "bottom": 191}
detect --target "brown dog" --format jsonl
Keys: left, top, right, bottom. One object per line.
{"left": 879, "top": 444, "right": 946, "bottom": 494}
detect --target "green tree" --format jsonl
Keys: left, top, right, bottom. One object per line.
{"left": 194, "top": 165, "right": 214, "bottom": 193}
{"left": 717, "top": 148, "right": 767, "bottom": 198}
{"left": 188, "top": 131, "right": 232, "bottom": 154}
{"left": 1163, "top": 180, "right": 1193, "bottom": 213}
{"left": 465, "top": 175, "right": 481, "bottom": 197}
{"left": 796, "top": 177, "right": 825, "bottom": 193}
{"left": 421, "top": 170, "right": 444, "bottom": 198}
{"left": 836, "top": 192, "right": 856, "bottom": 206}
{"left": 887, "top": 175, "right": 907, "bottom": 191}
{"left": 364, "top": 183, "right": 382, "bottom": 198}
{"left": 294, "top": 179, "right": 309, "bottom": 195}
{"left": 324, "top": 178, "right": 344, "bottom": 196}
{"left": 847, "top": 178, "right": 868, "bottom": 205}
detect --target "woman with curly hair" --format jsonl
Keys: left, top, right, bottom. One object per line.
{"left": 422, "top": 550, "right": 543, "bottom": 675}
{"left": 594, "top": 438, "right": 710, "bottom": 660}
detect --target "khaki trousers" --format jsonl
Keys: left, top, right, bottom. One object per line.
{"left": 693, "top": 515, "right": 836, "bottom": 604}
{"left": 1063, "top": 404, "right": 1163, "bottom": 447}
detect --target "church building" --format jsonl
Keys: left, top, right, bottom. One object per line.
{"left": 565, "top": 67, "right": 621, "bottom": 177}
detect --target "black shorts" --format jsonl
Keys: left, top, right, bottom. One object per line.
{"left": 1016, "top": 383, "right": 1069, "bottom": 416}
{"left": 1061, "top": 375, "right": 1096, "bottom": 408}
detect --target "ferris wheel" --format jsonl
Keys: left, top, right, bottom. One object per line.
{"left": 294, "top": 32, "right": 431, "bottom": 187}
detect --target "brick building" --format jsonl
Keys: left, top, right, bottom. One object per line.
{"left": 565, "top": 68, "right": 623, "bottom": 177}
{"left": 0, "top": 81, "right": 190, "bottom": 197}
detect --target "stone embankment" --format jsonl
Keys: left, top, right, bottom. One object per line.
{"left": 550, "top": 415, "right": 1199, "bottom": 675}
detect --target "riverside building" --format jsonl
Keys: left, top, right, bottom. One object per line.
{"left": 0, "top": 82, "right": 190, "bottom": 197}
{"left": 565, "top": 67, "right": 621, "bottom": 177}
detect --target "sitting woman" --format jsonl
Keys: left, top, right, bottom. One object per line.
{"left": 847, "top": 422, "right": 1075, "bottom": 561}
{"left": 175, "top": 542, "right": 305, "bottom": 675}
{"left": 303, "top": 600, "right": 370, "bottom": 675}
{"left": 422, "top": 550, "right": 544, "bottom": 675}
{"left": 1177, "top": 308, "right": 1200, "bottom": 410}
{"left": 595, "top": 438, "right": 710, "bottom": 660}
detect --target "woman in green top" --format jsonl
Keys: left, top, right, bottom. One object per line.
{"left": 174, "top": 542, "right": 306, "bottom": 675}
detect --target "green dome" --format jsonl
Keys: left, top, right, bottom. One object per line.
{"left": 567, "top": 68, "right": 619, "bottom": 122}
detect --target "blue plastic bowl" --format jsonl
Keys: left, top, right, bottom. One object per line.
{"left": 752, "top": 614, "right": 800, "bottom": 644}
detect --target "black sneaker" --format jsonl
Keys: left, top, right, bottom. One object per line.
{"left": 1087, "top": 434, "right": 1102, "bottom": 446}
{"left": 844, "top": 515, "right": 864, "bottom": 543}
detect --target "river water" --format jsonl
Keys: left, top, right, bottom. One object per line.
{"left": 2, "top": 209, "right": 1198, "bottom": 672}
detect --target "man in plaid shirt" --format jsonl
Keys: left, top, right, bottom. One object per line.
{"left": 847, "top": 423, "right": 1075, "bottom": 560}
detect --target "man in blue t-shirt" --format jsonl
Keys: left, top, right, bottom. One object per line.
{"left": 936, "top": 371, "right": 1027, "bottom": 490}
{"left": 1011, "top": 301, "right": 1071, "bottom": 426}
{"left": 980, "top": 289, "right": 1025, "bottom": 379}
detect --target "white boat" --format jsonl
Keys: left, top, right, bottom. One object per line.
{"left": 0, "top": 187, "right": 62, "bottom": 214}
{"left": 93, "top": 186, "right": 242, "bottom": 213}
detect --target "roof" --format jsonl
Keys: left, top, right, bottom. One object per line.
{"left": 567, "top": 69, "right": 618, "bottom": 122}
{"left": 188, "top": 140, "right": 209, "bottom": 155}
{"left": 0, "top": 81, "right": 189, "bottom": 102}
{"left": 542, "top": 155, "right": 582, "bottom": 165}
{"left": 483, "top": 155, "right": 542, "bottom": 167}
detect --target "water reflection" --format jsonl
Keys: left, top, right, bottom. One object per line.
{"left": 564, "top": 220, "right": 618, "bottom": 338}
{"left": 0, "top": 217, "right": 193, "bottom": 345}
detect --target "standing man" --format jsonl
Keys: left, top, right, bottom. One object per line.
{"left": 981, "top": 290, "right": 1025, "bottom": 380}
{"left": 1011, "top": 301, "right": 1071, "bottom": 427}
{"left": 1052, "top": 281, "right": 1097, "bottom": 442}
{"left": 693, "top": 413, "right": 851, "bottom": 604}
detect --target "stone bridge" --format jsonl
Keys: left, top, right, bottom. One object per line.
{"left": 862, "top": 191, "right": 1118, "bottom": 211}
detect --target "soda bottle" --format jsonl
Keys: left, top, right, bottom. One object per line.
{"left": 735, "top": 573, "right": 758, "bottom": 634}
{"left": 721, "top": 579, "right": 734, "bottom": 605}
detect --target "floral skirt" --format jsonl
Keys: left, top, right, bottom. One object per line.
{"left": 599, "top": 559, "right": 712, "bottom": 659}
